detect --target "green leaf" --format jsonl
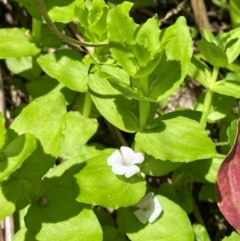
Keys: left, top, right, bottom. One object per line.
{"left": 102, "top": 226, "right": 128, "bottom": 241}
{"left": 198, "top": 39, "right": 228, "bottom": 67}
{"left": 0, "top": 113, "right": 6, "bottom": 149}
{"left": 158, "top": 183, "right": 193, "bottom": 214}
{"left": 60, "top": 112, "right": 98, "bottom": 158}
{"left": 135, "top": 117, "right": 217, "bottom": 162}
{"left": 188, "top": 55, "right": 212, "bottom": 88}
{"left": 5, "top": 56, "right": 42, "bottom": 81}
{"left": 41, "top": 23, "right": 63, "bottom": 48}
{"left": 37, "top": 49, "right": 88, "bottom": 92}
{"left": 230, "top": 0, "right": 240, "bottom": 28}
{"left": 0, "top": 177, "right": 38, "bottom": 220}
{"left": 222, "top": 232, "right": 240, "bottom": 241}
{"left": 74, "top": 154, "right": 146, "bottom": 208}
{"left": 12, "top": 227, "right": 37, "bottom": 241}
{"left": 15, "top": 0, "right": 84, "bottom": 23}
{"left": 210, "top": 80, "right": 240, "bottom": 98}
{"left": 89, "top": 73, "right": 139, "bottom": 133}
{"left": 218, "top": 27, "right": 240, "bottom": 63}
{"left": 202, "top": 29, "right": 215, "bottom": 43}
{"left": 117, "top": 195, "right": 194, "bottom": 241}
{"left": 195, "top": 93, "right": 236, "bottom": 123}
{"left": 14, "top": 140, "right": 56, "bottom": 180}
{"left": 149, "top": 17, "right": 192, "bottom": 101}
{"left": 173, "top": 156, "right": 223, "bottom": 183}
{"left": 26, "top": 75, "right": 75, "bottom": 104}
{"left": 107, "top": 2, "right": 162, "bottom": 77}
{"left": 192, "top": 223, "right": 211, "bottom": 241}
{"left": 141, "top": 155, "right": 182, "bottom": 176}
{"left": 99, "top": 65, "right": 155, "bottom": 102}
{"left": 25, "top": 186, "right": 102, "bottom": 241}
{"left": 198, "top": 183, "right": 216, "bottom": 202}
{"left": 0, "top": 28, "right": 40, "bottom": 58}
{"left": 227, "top": 119, "right": 238, "bottom": 146}
{"left": 11, "top": 92, "right": 66, "bottom": 157}
{"left": 0, "top": 134, "right": 36, "bottom": 182}
{"left": 75, "top": 0, "right": 108, "bottom": 42}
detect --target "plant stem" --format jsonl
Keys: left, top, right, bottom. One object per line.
{"left": 36, "top": 0, "right": 108, "bottom": 48}
{"left": 82, "top": 92, "right": 92, "bottom": 118}
{"left": 139, "top": 76, "right": 150, "bottom": 131}
{"left": 200, "top": 66, "right": 219, "bottom": 128}
{"left": 32, "top": 18, "right": 42, "bottom": 42}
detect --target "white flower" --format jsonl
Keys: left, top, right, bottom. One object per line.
{"left": 107, "top": 146, "right": 144, "bottom": 178}
{"left": 134, "top": 192, "right": 163, "bottom": 224}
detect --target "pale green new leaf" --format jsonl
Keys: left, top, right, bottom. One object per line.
{"left": 0, "top": 28, "right": 40, "bottom": 58}
{"left": 37, "top": 49, "right": 88, "bottom": 92}
{"left": 117, "top": 195, "right": 194, "bottom": 241}
{"left": 210, "top": 80, "right": 240, "bottom": 98}
{"left": 135, "top": 117, "right": 217, "bottom": 162}
{"left": 188, "top": 55, "right": 212, "bottom": 88}
{"left": 75, "top": 0, "right": 108, "bottom": 42}
{"left": 15, "top": 0, "right": 83, "bottom": 23}
{"left": 227, "top": 119, "right": 238, "bottom": 146}
{"left": 11, "top": 92, "right": 66, "bottom": 157}
{"left": 74, "top": 154, "right": 146, "bottom": 208}
{"left": 149, "top": 17, "right": 192, "bottom": 101}
{"left": 218, "top": 27, "right": 240, "bottom": 63}
{"left": 60, "top": 112, "right": 98, "bottom": 158}
{"left": 107, "top": 2, "right": 162, "bottom": 77}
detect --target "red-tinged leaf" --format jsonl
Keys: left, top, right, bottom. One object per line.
{"left": 216, "top": 118, "right": 240, "bottom": 233}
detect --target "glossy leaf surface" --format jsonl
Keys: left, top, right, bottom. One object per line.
{"left": 135, "top": 117, "right": 216, "bottom": 162}
{"left": 74, "top": 154, "right": 146, "bottom": 208}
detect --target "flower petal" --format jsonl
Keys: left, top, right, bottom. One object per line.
{"left": 132, "top": 153, "right": 144, "bottom": 164}
{"left": 148, "top": 197, "right": 163, "bottom": 223}
{"left": 112, "top": 164, "right": 127, "bottom": 175}
{"left": 107, "top": 150, "right": 123, "bottom": 166}
{"left": 125, "top": 165, "right": 140, "bottom": 178}
{"left": 120, "top": 146, "right": 135, "bottom": 164}
{"left": 135, "top": 192, "right": 154, "bottom": 209}
{"left": 133, "top": 209, "right": 148, "bottom": 224}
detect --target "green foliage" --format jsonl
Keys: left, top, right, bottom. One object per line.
{"left": 1, "top": 0, "right": 240, "bottom": 239}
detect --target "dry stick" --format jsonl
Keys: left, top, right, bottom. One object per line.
{"left": 35, "top": 0, "right": 108, "bottom": 49}
{"left": 0, "top": 222, "right": 4, "bottom": 241}
{"left": 159, "top": 0, "right": 186, "bottom": 24}
{"left": 0, "top": 67, "right": 5, "bottom": 116}
{"left": 4, "top": 216, "right": 14, "bottom": 241}
{"left": 190, "top": 0, "right": 211, "bottom": 36}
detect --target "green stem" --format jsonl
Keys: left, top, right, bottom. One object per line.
{"left": 82, "top": 92, "right": 92, "bottom": 118}
{"left": 36, "top": 0, "right": 108, "bottom": 48}
{"left": 139, "top": 76, "right": 150, "bottom": 131}
{"left": 200, "top": 66, "right": 219, "bottom": 128}
{"left": 32, "top": 18, "right": 42, "bottom": 42}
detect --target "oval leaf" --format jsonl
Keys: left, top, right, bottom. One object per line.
{"left": 10, "top": 92, "right": 66, "bottom": 157}
{"left": 74, "top": 154, "right": 146, "bottom": 208}
{"left": 135, "top": 117, "right": 217, "bottom": 162}
{"left": 117, "top": 195, "right": 194, "bottom": 241}
{"left": 37, "top": 49, "right": 88, "bottom": 92}
{"left": 0, "top": 28, "right": 40, "bottom": 58}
